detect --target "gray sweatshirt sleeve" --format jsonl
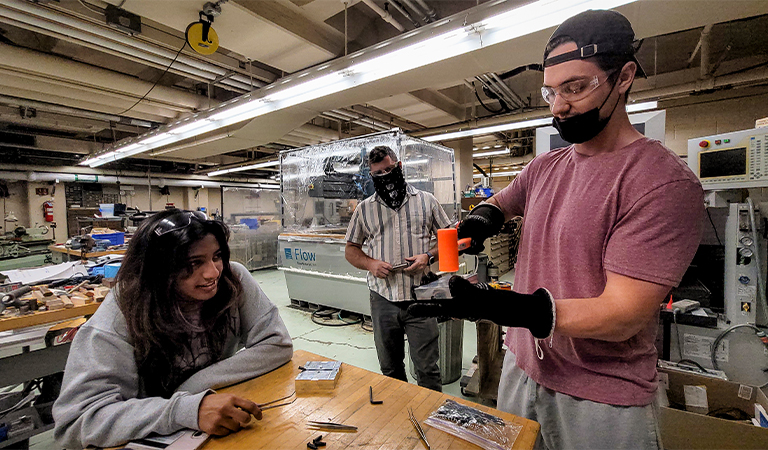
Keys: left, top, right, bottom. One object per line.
{"left": 52, "top": 297, "right": 208, "bottom": 449}
{"left": 176, "top": 262, "right": 293, "bottom": 393}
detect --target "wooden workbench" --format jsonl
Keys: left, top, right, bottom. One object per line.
{"left": 0, "top": 303, "right": 99, "bottom": 332}
{"left": 48, "top": 245, "right": 126, "bottom": 263}
{"left": 205, "top": 349, "right": 540, "bottom": 449}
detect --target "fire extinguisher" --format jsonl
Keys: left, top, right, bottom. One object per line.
{"left": 43, "top": 201, "right": 54, "bottom": 222}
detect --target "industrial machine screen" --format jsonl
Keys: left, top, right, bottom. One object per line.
{"left": 699, "top": 147, "right": 747, "bottom": 178}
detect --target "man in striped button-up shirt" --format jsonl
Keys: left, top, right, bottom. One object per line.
{"left": 345, "top": 145, "right": 452, "bottom": 391}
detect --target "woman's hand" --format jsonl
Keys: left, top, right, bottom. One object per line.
{"left": 198, "top": 393, "right": 262, "bottom": 435}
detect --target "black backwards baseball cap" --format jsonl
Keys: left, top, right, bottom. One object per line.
{"left": 543, "top": 9, "right": 646, "bottom": 78}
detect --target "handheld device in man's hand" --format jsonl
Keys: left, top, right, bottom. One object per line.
{"left": 391, "top": 261, "right": 413, "bottom": 270}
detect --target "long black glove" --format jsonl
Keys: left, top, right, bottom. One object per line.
{"left": 407, "top": 276, "right": 555, "bottom": 339}
{"left": 458, "top": 203, "right": 505, "bottom": 255}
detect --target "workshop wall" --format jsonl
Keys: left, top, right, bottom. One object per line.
{"left": 26, "top": 182, "right": 66, "bottom": 241}
{"left": 209, "top": 187, "right": 221, "bottom": 217}
{"left": 664, "top": 91, "right": 768, "bottom": 156}
{"left": 1, "top": 180, "right": 27, "bottom": 232}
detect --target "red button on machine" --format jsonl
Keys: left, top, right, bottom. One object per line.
{"left": 715, "top": 140, "right": 721, "bottom": 145}
{"left": 699, "top": 140, "right": 710, "bottom": 148}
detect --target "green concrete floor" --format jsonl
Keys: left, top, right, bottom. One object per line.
{"left": 26, "top": 268, "right": 494, "bottom": 449}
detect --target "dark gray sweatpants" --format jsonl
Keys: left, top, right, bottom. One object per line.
{"left": 369, "top": 290, "right": 441, "bottom": 391}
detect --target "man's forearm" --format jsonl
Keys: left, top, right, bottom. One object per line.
{"left": 345, "top": 244, "right": 372, "bottom": 271}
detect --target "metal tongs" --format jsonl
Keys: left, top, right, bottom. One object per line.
{"left": 407, "top": 407, "right": 430, "bottom": 450}
{"left": 307, "top": 420, "right": 358, "bottom": 432}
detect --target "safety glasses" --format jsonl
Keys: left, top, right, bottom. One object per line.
{"left": 152, "top": 211, "right": 208, "bottom": 237}
{"left": 541, "top": 70, "right": 617, "bottom": 105}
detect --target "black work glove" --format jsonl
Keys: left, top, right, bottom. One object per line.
{"left": 407, "top": 276, "right": 555, "bottom": 339}
{"left": 457, "top": 203, "right": 505, "bottom": 255}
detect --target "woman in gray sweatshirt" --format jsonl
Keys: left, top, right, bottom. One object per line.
{"left": 52, "top": 209, "right": 293, "bottom": 448}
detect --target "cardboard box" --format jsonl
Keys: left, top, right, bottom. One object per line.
{"left": 659, "top": 368, "right": 768, "bottom": 449}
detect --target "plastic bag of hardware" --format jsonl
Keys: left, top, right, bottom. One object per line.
{"left": 424, "top": 399, "right": 522, "bottom": 450}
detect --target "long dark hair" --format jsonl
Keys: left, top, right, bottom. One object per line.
{"left": 116, "top": 209, "right": 242, "bottom": 397}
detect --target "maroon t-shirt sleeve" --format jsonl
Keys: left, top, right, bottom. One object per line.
{"left": 603, "top": 180, "right": 704, "bottom": 287}
{"left": 494, "top": 159, "right": 534, "bottom": 218}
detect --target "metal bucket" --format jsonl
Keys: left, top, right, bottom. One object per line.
{"left": 409, "top": 319, "right": 464, "bottom": 385}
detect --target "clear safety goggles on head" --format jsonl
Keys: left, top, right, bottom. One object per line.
{"left": 540, "top": 70, "right": 617, "bottom": 105}
{"left": 153, "top": 211, "right": 208, "bottom": 237}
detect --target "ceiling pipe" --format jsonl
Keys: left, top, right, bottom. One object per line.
{"left": 687, "top": 24, "right": 713, "bottom": 68}
{"left": 360, "top": 0, "right": 404, "bottom": 32}
{"left": 399, "top": 0, "right": 428, "bottom": 23}
{"left": 490, "top": 73, "right": 526, "bottom": 109}
{"left": 330, "top": 109, "right": 391, "bottom": 130}
{"left": 293, "top": 123, "right": 340, "bottom": 140}
{"left": 482, "top": 74, "right": 522, "bottom": 109}
{"left": 387, "top": 0, "right": 420, "bottom": 28}
{"left": 0, "top": 43, "right": 206, "bottom": 119}
{"left": 0, "top": 170, "right": 276, "bottom": 189}
{"left": 0, "top": 94, "right": 154, "bottom": 127}
{"left": 0, "top": 0, "right": 259, "bottom": 92}
{"left": 700, "top": 24, "right": 713, "bottom": 79}
{"left": 321, "top": 112, "right": 383, "bottom": 131}
{"left": 412, "top": 0, "right": 436, "bottom": 22}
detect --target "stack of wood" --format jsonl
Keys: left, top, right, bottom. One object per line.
{"left": 18, "top": 283, "right": 110, "bottom": 312}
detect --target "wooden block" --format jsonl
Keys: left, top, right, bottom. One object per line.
{"left": 71, "top": 295, "right": 88, "bottom": 307}
{"left": 102, "top": 278, "right": 117, "bottom": 288}
{"left": 94, "top": 286, "right": 110, "bottom": 302}
{"left": 32, "top": 291, "right": 45, "bottom": 303}
{"left": 37, "top": 286, "right": 53, "bottom": 297}
{"left": 46, "top": 299, "right": 65, "bottom": 311}
{"left": 59, "top": 295, "right": 74, "bottom": 309}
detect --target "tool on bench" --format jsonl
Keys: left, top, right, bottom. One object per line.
{"left": 369, "top": 386, "right": 383, "bottom": 404}
{"left": 257, "top": 391, "right": 296, "bottom": 411}
{"left": 407, "top": 407, "right": 431, "bottom": 450}
{"left": 307, "top": 421, "right": 357, "bottom": 432}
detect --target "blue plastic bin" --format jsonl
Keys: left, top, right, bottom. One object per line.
{"left": 104, "top": 263, "right": 121, "bottom": 279}
{"left": 239, "top": 218, "right": 260, "bottom": 230}
{"left": 92, "top": 232, "right": 125, "bottom": 246}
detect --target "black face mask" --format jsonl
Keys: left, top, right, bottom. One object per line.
{"left": 372, "top": 164, "right": 407, "bottom": 210}
{"left": 552, "top": 75, "right": 621, "bottom": 144}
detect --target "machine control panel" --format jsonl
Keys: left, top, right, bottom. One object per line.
{"left": 724, "top": 203, "right": 766, "bottom": 326}
{"left": 688, "top": 128, "right": 768, "bottom": 190}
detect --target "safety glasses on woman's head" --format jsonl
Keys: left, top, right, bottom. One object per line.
{"left": 152, "top": 211, "right": 208, "bottom": 237}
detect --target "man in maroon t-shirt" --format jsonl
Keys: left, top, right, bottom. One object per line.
{"left": 410, "top": 10, "right": 704, "bottom": 449}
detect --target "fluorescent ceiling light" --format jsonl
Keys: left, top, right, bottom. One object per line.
{"left": 626, "top": 101, "right": 658, "bottom": 113}
{"left": 207, "top": 160, "right": 280, "bottom": 177}
{"left": 474, "top": 149, "right": 510, "bottom": 158}
{"left": 423, "top": 117, "right": 553, "bottom": 142}
{"left": 82, "top": 0, "right": 638, "bottom": 167}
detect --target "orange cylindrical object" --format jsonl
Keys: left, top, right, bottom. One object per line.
{"left": 438, "top": 228, "right": 459, "bottom": 272}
